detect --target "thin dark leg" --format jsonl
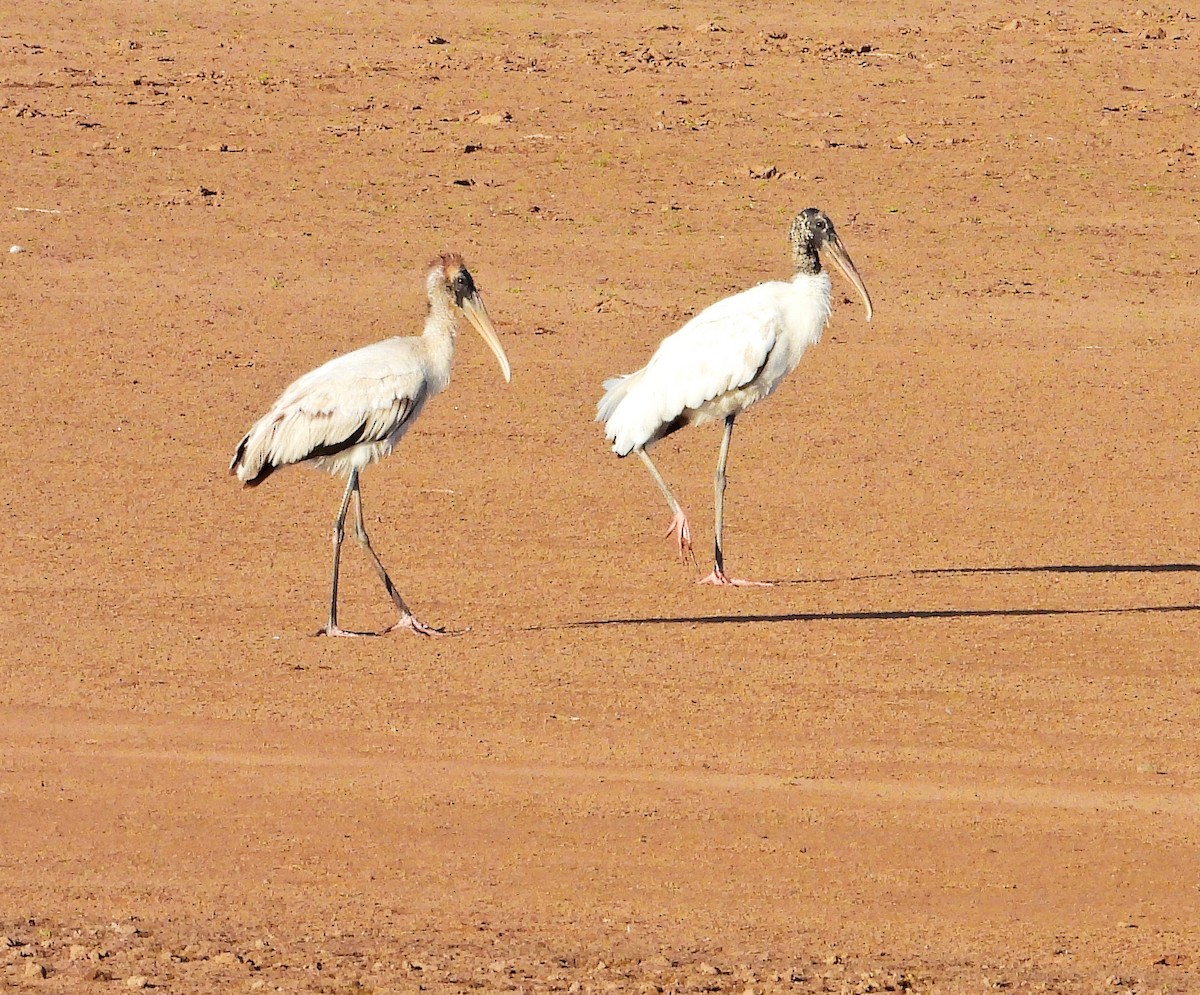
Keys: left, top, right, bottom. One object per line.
{"left": 351, "top": 477, "right": 443, "bottom": 636}
{"left": 319, "top": 470, "right": 359, "bottom": 635}
{"left": 712, "top": 414, "right": 735, "bottom": 577}
{"left": 698, "top": 415, "right": 771, "bottom": 587}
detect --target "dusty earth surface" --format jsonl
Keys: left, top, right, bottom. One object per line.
{"left": 2, "top": 1, "right": 1199, "bottom": 992}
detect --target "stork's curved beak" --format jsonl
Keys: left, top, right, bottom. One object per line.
{"left": 461, "top": 292, "right": 512, "bottom": 382}
{"left": 823, "top": 233, "right": 873, "bottom": 322}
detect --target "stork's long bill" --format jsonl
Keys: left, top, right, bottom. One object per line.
{"left": 461, "top": 292, "right": 511, "bottom": 382}
{"left": 822, "top": 233, "right": 873, "bottom": 322}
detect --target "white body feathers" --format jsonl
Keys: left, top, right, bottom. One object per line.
{"left": 232, "top": 333, "right": 451, "bottom": 482}
{"left": 598, "top": 270, "right": 832, "bottom": 456}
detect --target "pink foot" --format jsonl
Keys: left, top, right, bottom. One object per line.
{"left": 317, "top": 624, "right": 373, "bottom": 638}
{"left": 384, "top": 614, "right": 449, "bottom": 637}
{"left": 663, "top": 510, "right": 695, "bottom": 561}
{"left": 697, "top": 569, "right": 773, "bottom": 588}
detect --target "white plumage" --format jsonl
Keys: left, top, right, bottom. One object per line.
{"left": 597, "top": 208, "right": 872, "bottom": 586}
{"left": 231, "top": 253, "right": 510, "bottom": 636}
{"left": 232, "top": 338, "right": 439, "bottom": 484}
{"left": 599, "top": 275, "right": 832, "bottom": 457}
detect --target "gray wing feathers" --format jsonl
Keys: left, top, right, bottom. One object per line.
{"left": 231, "top": 340, "right": 432, "bottom": 484}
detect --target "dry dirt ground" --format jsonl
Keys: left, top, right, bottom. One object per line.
{"left": 2, "top": 1, "right": 1199, "bottom": 992}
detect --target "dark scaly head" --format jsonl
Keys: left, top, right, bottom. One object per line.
{"left": 787, "top": 208, "right": 873, "bottom": 321}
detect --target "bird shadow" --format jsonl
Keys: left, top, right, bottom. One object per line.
{"left": 562, "top": 603, "right": 1200, "bottom": 629}
{"left": 777, "top": 561, "right": 1200, "bottom": 585}
{"left": 551, "top": 561, "right": 1200, "bottom": 630}
{"left": 909, "top": 561, "right": 1200, "bottom": 578}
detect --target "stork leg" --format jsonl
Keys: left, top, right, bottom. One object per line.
{"left": 636, "top": 447, "right": 695, "bottom": 562}
{"left": 699, "top": 415, "right": 772, "bottom": 587}
{"left": 350, "top": 478, "right": 444, "bottom": 637}
{"left": 318, "top": 470, "right": 363, "bottom": 637}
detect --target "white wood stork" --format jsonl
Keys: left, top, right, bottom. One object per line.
{"left": 597, "top": 208, "right": 872, "bottom": 586}
{"left": 230, "top": 254, "right": 511, "bottom": 636}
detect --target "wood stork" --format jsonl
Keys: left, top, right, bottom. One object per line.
{"left": 230, "top": 253, "right": 511, "bottom": 636}
{"left": 597, "top": 208, "right": 872, "bottom": 586}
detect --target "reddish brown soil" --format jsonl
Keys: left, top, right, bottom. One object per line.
{"left": 3, "top": 2, "right": 1198, "bottom": 992}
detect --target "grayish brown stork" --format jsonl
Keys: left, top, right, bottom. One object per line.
{"left": 231, "top": 254, "right": 510, "bottom": 635}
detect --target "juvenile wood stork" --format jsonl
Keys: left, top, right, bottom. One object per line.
{"left": 597, "top": 208, "right": 872, "bottom": 586}
{"left": 230, "top": 254, "right": 511, "bottom": 636}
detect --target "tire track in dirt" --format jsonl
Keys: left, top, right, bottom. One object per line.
{"left": 4, "top": 708, "right": 1196, "bottom": 817}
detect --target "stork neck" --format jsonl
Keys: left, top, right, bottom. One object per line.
{"left": 423, "top": 293, "right": 459, "bottom": 341}
{"left": 415, "top": 295, "right": 456, "bottom": 384}
{"left": 791, "top": 245, "right": 821, "bottom": 277}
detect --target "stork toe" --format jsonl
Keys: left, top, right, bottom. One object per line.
{"left": 664, "top": 510, "right": 694, "bottom": 560}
